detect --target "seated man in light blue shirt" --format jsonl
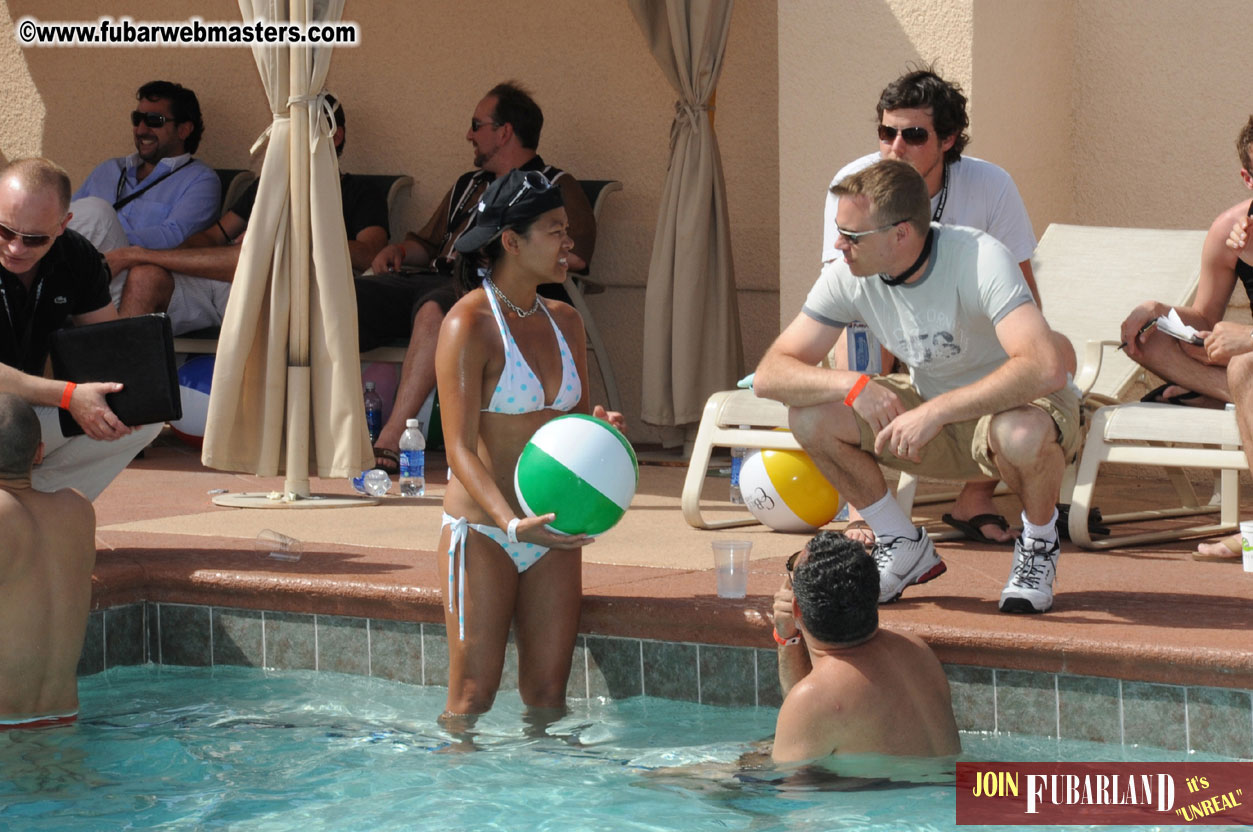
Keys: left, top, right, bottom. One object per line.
{"left": 68, "top": 80, "right": 219, "bottom": 304}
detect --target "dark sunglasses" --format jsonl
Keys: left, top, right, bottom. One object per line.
{"left": 470, "top": 116, "right": 501, "bottom": 132}
{"left": 877, "top": 124, "right": 930, "bottom": 146}
{"left": 786, "top": 550, "right": 803, "bottom": 573}
{"left": 131, "top": 111, "right": 175, "bottom": 129}
{"left": 0, "top": 221, "right": 54, "bottom": 247}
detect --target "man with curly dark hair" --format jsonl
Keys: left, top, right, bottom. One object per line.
{"left": 770, "top": 531, "right": 960, "bottom": 763}
{"left": 70, "top": 81, "right": 219, "bottom": 253}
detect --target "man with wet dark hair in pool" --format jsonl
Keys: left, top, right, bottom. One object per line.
{"left": 0, "top": 393, "right": 96, "bottom": 731}
{"left": 770, "top": 531, "right": 960, "bottom": 763}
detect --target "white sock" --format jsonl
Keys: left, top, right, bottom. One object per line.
{"left": 1021, "top": 507, "right": 1060, "bottom": 544}
{"left": 857, "top": 492, "right": 916, "bottom": 540}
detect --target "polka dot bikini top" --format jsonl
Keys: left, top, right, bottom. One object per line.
{"left": 480, "top": 278, "right": 582, "bottom": 414}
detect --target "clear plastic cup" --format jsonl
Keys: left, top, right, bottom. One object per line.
{"left": 711, "top": 540, "right": 752, "bottom": 598}
{"left": 1241, "top": 521, "right": 1253, "bottom": 573}
{"left": 255, "top": 529, "right": 302, "bottom": 562}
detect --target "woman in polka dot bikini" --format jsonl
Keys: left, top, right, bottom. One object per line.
{"left": 434, "top": 169, "right": 623, "bottom": 734}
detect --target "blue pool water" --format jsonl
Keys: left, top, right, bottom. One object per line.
{"left": 0, "top": 665, "right": 1238, "bottom": 831}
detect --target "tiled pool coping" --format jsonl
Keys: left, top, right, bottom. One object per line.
{"left": 80, "top": 602, "right": 1253, "bottom": 760}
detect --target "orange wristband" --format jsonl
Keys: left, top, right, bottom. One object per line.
{"left": 60, "top": 381, "right": 77, "bottom": 410}
{"left": 773, "top": 629, "right": 802, "bottom": 646}
{"left": 844, "top": 374, "right": 870, "bottom": 407}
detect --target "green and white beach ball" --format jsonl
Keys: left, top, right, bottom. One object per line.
{"left": 514, "top": 413, "right": 638, "bottom": 535}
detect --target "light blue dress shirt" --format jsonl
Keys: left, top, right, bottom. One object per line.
{"left": 73, "top": 153, "right": 220, "bottom": 249}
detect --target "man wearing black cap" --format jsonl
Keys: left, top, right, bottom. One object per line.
{"left": 771, "top": 532, "right": 959, "bottom": 762}
{"left": 359, "top": 81, "right": 596, "bottom": 474}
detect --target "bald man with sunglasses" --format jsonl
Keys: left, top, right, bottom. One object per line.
{"left": 0, "top": 158, "right": 161, "bottom": 501}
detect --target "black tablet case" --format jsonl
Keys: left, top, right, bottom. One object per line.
{"left": 49, "top": 313, "right": 182, "bottom": 436}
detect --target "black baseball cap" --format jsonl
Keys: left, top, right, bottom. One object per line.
{"left": 453, "top": 168, "right": 565, "bottom": 254}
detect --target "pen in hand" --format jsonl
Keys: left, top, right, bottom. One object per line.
{"left": 1117, "top": 319, "right": 1157, "bottom": 351}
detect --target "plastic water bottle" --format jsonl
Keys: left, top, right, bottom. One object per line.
{"left": 729, "top": 427, "right": 749, "bottom": 505}
{"left": 363, "top": 381, "right": 383, "bottom": 444}
{"left": 399, "top": 418, "right": 426, "bottom": 497}
{"left": 352, "top": 468, "right": 391, "bottom": 496}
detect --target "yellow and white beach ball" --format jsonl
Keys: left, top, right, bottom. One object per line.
{"left": 739, "top": 449, "right": 842, "bottom": 532}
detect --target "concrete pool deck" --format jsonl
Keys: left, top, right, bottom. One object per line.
{"left": 92, "top": 434, "right": 1253, "bottom": 693}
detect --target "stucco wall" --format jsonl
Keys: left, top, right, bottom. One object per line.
{"left": 969, "top": 0, "right": 1072, "bottom": 238}
{"left": 1072, "top": 0, "right": 1251, "bottom": 231}
{"left": 777, "top": 0, "right": 974, "bottom": 326}
{"left": 778, "top": 0, "right": 1251, "bottom": 333}
{"left": 8, "top": 0, "right": 1250, "bottom": 438}
{"left": 0, "top": 0, "right": 779, "bottom": 442}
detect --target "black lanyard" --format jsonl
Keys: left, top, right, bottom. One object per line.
{"left": 932, "top": 163, "right": 949, "bottom": 222}
{"left": 447, "top": 173, "right": 489, "bottom": 235}
{"left": 879, "top": 228, "right": 935, "bottom": 287}
{"left": 0, "top": 271, "right": 44, "bottom": 370}
{"left": 114, "top": 158, "right": 194, "bottom": 211}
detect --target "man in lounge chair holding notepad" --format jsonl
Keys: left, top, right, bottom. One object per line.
{"left": 1120, "top": 115, "right": 1253, "bottom": 410}
{"left": 0, "top": 158, "right": 160, "bottom": 500}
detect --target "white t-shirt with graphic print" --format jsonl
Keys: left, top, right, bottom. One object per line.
{"left": 803, "top": 224, "right": 1035, "bottom": 401}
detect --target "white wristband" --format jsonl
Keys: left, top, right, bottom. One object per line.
{"left": 506, "top": 517, "right": 520, "bottom": 544}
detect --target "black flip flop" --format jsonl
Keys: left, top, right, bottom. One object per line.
{"left": 1140, "top": 383, "right": 1202, "bottom": 405}
{"left": 941, "top": 513, "right": 1014, "bottom": 545}
{"left": 372, "top": 446, "right": 400, "bottom": 475}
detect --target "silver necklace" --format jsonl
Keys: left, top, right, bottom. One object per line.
{"left": 486, "top": 275, "right": 542, "bottom": 318}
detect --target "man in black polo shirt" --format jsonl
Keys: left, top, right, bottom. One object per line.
{"left": 0, "top": 158, "right": 160, "bottom": 500}
{"left": 104, "top": 94, "right": 388, "bottom": 334}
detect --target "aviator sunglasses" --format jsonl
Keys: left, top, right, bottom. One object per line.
{"left": 0, "top": 221, "right": 54, "bottom": 247}
{"left": 131, "top": 111, "right": 175, "bottom": 129}
{"left": 505, "top": 170, "right": 554, "bottom": 209}
{"left": 877, "top": 124, "right": 930, "bottom": 146}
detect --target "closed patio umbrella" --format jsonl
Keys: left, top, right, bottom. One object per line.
{"left": 630, "top": 0, "right": 744, "bottom": 429}
{"left": 202, "top": 0, "right": 372, "bottom": 507}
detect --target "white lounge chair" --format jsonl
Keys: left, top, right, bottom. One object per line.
{"left": 1029, "top": 224, "right": 1246, "bottom": 549}
{"left": 682, "top": 223, "right": 1218, "bottom": 544}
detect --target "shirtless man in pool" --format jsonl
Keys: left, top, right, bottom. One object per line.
{"left": 0, "top": 393, "right": 96, "bottom": 730}
{"left": 771, "top": 531, "right": 960, "bottom": 762}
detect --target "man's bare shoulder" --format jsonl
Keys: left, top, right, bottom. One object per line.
{"left": 878, "top": 628, "right": 946, "bottom": 668}
{"left": 4, "top": 486, "right": 95, "bottom": 526}
{"left": 1199, "top": 198, "right": 1253, "bottom": 277}
{"left": 1212, "top": 198, "right": 1253, "bottom": 231}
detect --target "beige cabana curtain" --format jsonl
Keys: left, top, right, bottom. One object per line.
{"left": 630, "top": 0, "right": 742, "bottom": 427}
{"left": 202, "top": 0, "right": 370, "bottom": 494}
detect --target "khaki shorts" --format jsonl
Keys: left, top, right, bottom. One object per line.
{"left": 853, "top": 374, "right": 1082, "bottom": 480}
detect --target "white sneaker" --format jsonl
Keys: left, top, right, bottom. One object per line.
{"left": 870, "top": 526, "right": 946, "bottom": 604}
{"left": 999, "top": 535, "right": 1060, "bottom": 613}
